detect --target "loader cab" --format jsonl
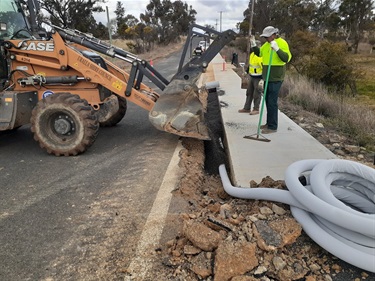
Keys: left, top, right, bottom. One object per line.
{"left": 0, "top": 0, "right": 34, "bottom": 40}
{"left": 0, "top": 0, "right": 36, "bottom": 88}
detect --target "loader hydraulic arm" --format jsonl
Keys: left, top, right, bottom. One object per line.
{"left": 53, "top": 25, "right": 170, "bottom": 93}
{"left": 51, "top": 24, "right": 236, "bottom": 140}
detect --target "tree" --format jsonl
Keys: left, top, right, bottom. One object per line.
{"left": 140, "top": 0, "right": 196, "bottom": 44}
{"left": 272, "top": 0, "right": 316, "bottom": 38}
{"left": 125, "top": 14, "right": 139, "bottom": 28}
{"left": 240, "top": 0, "right": 275, "bottom": 36}
{"left": 338, "top": 0, "right": 375, "bottom": 53}
{"left": 310, "top": 0, "right": 339, "bottom": 38}
{"left": 240, "top": 0, "right": 316, "bottom": 37}
{"left": 40, "top": 0, "right": 104, "bottom": 33}
{"left": 114, "top": 1, "right": 127, "bottom": 38}
{"left": 92, "top": 22, "right": 109, "bottom": 39}
{"left": 125, "top": 23, "right": 157, "bottom": 53}
{"left": 170, "top": 1, "right": 196, "bottom": 35}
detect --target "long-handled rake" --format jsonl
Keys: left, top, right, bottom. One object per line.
{"left": 244, "top": 49, "right": 274, "bottom": 142}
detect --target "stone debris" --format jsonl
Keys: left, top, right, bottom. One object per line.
{"left": 190, "top": 252, "right": 212, "bottom": 278}
{"left": 154, "top": 137, "right": 374, "bottom": 281}
{"left": 183, "top": 221, "right": 223, "bottom": 252}
{"left": 214, "top": 241, "right": 258, "bottom": 281}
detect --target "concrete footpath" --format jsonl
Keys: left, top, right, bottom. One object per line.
{"left": 208, "top": 54, "right": 337, "bottom": 187}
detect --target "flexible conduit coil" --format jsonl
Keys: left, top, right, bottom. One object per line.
{"left": 218, "top": 159, "right": 375, "bottom": 273}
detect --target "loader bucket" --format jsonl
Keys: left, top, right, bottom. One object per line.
{"left": 148, "top": 25, "right": 236, "bottom": 140}
{"left": 149, "top": 78, "right": 209, "bottom": 140}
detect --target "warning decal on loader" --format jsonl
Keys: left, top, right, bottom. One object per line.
{"left": 112, "top": 80, "right": 123, "bottom": 91}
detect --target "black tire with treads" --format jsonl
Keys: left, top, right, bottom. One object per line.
{"left": 31, "top": 93, "right": 99, "bottom": 156}
{"left": 97, "top": 95, "right": 127, "bottom": 127}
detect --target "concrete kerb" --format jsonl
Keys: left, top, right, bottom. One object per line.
{"left": 207, "top": 54, "right": 336, "bottom": 187}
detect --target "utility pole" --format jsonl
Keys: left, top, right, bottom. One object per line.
{"left": 219, "top": 11, "right": 223, "bottom": 32}
{"left": 106, "top": 6, "right": 112, "bottom": 45}
{"left": 245, "top": 0, "right": 255, "bottom": 67}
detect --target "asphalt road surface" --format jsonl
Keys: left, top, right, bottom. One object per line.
{"left": 0, "top": 50, "right": 188, "bottom": 280}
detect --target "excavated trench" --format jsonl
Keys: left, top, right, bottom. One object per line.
{"left": 203, "top": 89, "right": 228, "bottom": 176}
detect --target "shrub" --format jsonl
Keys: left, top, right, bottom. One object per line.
{"left": 283, "top": 75, "right": 375, "bottom": 150}
{"left": 289, "top": 30, "right": 319, "bottom": 73}
{"left": 300, "top": 40, "right": 360, "bottom": 96}
{"left": 289, "top": 31, "right": 363, "bottom": 97}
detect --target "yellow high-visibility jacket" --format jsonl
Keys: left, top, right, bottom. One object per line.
{"left": 255, "top": 37, "right": 292, "bottom": 81}
{"left": 248, "top": 53, "right": 263, "bottom": 77}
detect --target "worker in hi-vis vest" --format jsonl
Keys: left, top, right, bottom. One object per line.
{"left": 238, "top": 42, "right": 263, "bottom": 116}
{"left": 252, "top": 26, "right": 292, "bottom": 134}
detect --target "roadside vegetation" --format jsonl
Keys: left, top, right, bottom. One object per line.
{"left": 283, "top": 75, "right": 375, "bottom": 151}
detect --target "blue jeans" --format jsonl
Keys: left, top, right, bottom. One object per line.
{"left": 265, "top": 81, "right": 283, "bottom": 130}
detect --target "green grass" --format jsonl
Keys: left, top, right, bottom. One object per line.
{"left": 357, "top": 83, "right": 375, "bottom": 97}
{"left": 351, "top": 53, "right": 375, "bottom": 108}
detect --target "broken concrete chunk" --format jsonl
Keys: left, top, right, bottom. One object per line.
{"left": 183, "top": 245, "right": 201, "bottom": 255}
{"left": 253, "top": 218, "right": 302, "bottom": 251}
{"left": 253, "top": 220, "right": 282, "bottom": 251}
{"left": 269, "top": 218, "right": 302, "bottom": 246}
{"left": 183, "top": 220, "right": 222, "bottom": 251}
{"left": 214, "top": 240, "right": 258, "bottom": 281}
{"left": 272, "top": 203, "right": 287, "bottom": 216}
{"left": 190, "top": 252, "right": 213, "bottom": 278}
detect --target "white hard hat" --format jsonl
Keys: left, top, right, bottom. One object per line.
{"left": 260, "top": 26, "right": 279, "bottom": 37}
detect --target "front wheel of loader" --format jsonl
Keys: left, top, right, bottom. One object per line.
{"left": 31, "top": 93, "right": 99, "bottom": 156}
{"left": 96, "top": 94, "right": 127, "bottom": 127}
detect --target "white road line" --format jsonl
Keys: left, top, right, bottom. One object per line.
{"left": 125, "top": 140, "right": 182, "bottom": 280}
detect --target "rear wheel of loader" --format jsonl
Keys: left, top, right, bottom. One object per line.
{"left": 96, "top": 94, "right": 127, "bottom": 127}
{"left": 31, "top": 93, "right": 99, "bottom": 156}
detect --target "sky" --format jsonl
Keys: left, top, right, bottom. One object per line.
{"left": 94, "top": 0, "right": 250, "bottom": 32}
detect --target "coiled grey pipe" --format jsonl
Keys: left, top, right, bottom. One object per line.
{"left": 219, "top": 159, "right": 375, "bottom": 273}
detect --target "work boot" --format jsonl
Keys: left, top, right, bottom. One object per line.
{"left": 250, "top": 110, "right": 259, "bottom": 115}
{"left": 261, "top": 128, "right": 277, "bottom": 134}
{"left": 238, "top": 109, "right": 250, "bottom": 113}
{"left": 260, "top": 124, "right": 268, "bottom": 129}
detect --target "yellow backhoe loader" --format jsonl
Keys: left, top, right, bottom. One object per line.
{"left": 0, "top": 0, "right": 235, "bottom": 155}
